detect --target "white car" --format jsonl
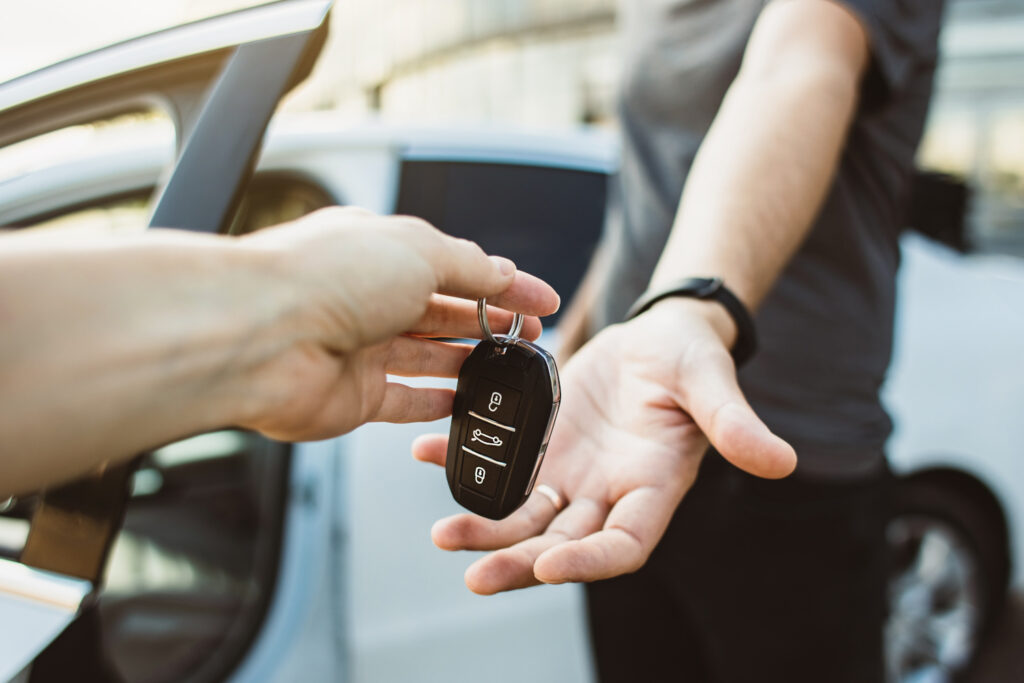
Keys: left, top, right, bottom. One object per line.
{"left": 0, "top": 3, "right": 1020, "bottom": 683}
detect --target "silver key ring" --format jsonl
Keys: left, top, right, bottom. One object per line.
{"left": 478, "top": 298, "right": 524, "bottom": 346}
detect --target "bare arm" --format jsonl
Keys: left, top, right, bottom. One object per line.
{"left": 0, "top": 208, "right": 558, "bottom": 495}
{"left": 651, "top": 0, "right": 869, "bottom": 340}
{"left": 0, "top": 229, "right": 272, "bottom": 493}
{"left": 559, "top": 0, "right": 867, "bottom": 356}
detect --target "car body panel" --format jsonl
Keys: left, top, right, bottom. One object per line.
{"left": 884, "top": 232, "right": 1024, "bottom": 586}
{"left": 229, "top": 439, "right": 342, "bottom": 682}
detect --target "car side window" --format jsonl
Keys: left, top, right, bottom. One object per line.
{"left": 394, "top": 160, "right": 608, "bottom": 324}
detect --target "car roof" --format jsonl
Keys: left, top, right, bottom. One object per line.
{"left": 266, "top": 114, "right": 619, "bottom": 173}
{"left": 0, "top": 114, "right": 617, "bottom": 226}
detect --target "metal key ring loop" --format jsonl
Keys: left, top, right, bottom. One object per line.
{"left": 478, "top": 298, "right": 524, "bottom": 346}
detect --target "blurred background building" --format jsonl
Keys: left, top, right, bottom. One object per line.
{"left": 0, "top": 0, "right": 1021, "bottom": 249}
{"left": 304, "top": 0, "right": 619, "bottom": 126}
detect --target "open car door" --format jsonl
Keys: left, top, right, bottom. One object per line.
{"left": 0, "top": 2, "right": 331, "bottom": 680}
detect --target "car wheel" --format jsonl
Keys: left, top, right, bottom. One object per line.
{"left": 885, "top": 474, "right": 1009, "bottom": 683}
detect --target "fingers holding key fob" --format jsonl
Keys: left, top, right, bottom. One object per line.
{"left": 236, "top": 208, "right": 558, "bottom": 442}
{"left": 408, "top": 295, "right": 546, "bottom": 342}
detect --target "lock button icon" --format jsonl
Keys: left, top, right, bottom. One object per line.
{"left": 461, "top": 454, "right": 501, "bottom": 498}
{"left": 472, "top": 380, "right": 520, "bottom": 426}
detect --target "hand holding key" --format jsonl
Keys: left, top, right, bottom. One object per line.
{"left": 414, "top": 298, "right": 796, "bottom": 593}
{"left": 236, "top": 207, "right": 560, "bottom": 442}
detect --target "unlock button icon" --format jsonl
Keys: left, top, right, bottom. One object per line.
{"left": 474, "top": 466, "right": 486, "bottom": 485}
{"left": 473, "top": 380, "right": 520, "bottom": 426}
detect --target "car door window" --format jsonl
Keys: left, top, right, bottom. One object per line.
{"left": 0, "top": 112, "right": 173, "bottom": 186}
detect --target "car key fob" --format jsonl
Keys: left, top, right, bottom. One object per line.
{"left": 445, "top": 328, "right": 560, "bottom": 520}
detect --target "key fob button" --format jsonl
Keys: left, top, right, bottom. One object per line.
{"left": 460, "top": 450, "right": 503, "bottom": 498}
{"left": 472, "top": 379, "right": 521, "bottom": 425}
{"left": 464, "top": 416, "right": 513, "bottom": 461}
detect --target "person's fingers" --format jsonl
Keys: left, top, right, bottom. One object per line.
{"left": 679, "top": 344, "right": 797, "bottom": 478}
{"left": 431, "top": 493, "right": 557, "bottom": 551}
{"left": 463, "top": 498, "right": 606, "bottom": 594}
{"left": 403, "top": 218, "right": 558, "bottom": 313}
{"left": 482, "top": 270, "right": 560, "bottom": 318}
{"left": 385, "top": 336, "right": 473, "bottom": 377}
{"left": 464, "top": 534, "right": 561, "bottom": 594}
{"left": 411, "top": 433, "right": 449, "bottom": 466}
{"left": 409, "top": 296, "right": 544, "bottom": 341}
{"left": 371, "top": 384, "right": 455, "bottom": 423}
{"left": 533, "top": 484, "right": 684, "bottom": 584}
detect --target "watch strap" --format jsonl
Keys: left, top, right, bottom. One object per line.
{"left": 625, "top": 277, "right": 758, "bottom": 367}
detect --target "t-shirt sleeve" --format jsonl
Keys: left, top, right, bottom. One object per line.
{"left": 837, "top": 0, "right": 945, "bottom": 108}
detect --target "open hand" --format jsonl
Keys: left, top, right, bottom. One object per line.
{"left": 413, "top": 298, "right": 796, "bottom": 593}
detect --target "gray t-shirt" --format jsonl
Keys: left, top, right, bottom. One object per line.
{"left": 591, "top": 0, "right": 944, "bottom": 478}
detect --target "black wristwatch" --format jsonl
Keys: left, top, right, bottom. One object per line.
{"left": 625, "top": 277, "right": 758, "bottom": 367}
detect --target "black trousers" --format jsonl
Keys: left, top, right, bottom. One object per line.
{"left": 586, "top": 453, "right": 892, "bottom": 683}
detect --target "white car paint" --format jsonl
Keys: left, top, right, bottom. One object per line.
{"left": 884, "top": 232, "right": 1024, "bottom": 586}
{"left": 2, "top": 115, "right": 1020, "bottom": 681}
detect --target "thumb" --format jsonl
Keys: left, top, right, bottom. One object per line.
{"left": 680, "top": 344, "right": 797, "bottom": 479}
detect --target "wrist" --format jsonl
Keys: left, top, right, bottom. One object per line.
{"left": 626, "top": 277, "right": 757, "bottom": 366}
{"left": 196, "top": 237, "right": 305, "bottom": 429}
{"left": 641, "top": 296, "right": 738, "bottom": 350}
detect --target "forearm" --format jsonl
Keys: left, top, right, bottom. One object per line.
{"left": 651, "top": 1, "right": 868, "bottom": 328}
{"left": 0, "top": 230, "right": 292, "bottom": 494}
{"left": 0, "top": 206, "right": 558, "bottom": 495}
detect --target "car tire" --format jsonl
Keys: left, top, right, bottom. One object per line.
{"left": 885, "top": 472, "right": 1010, "bottom": 683}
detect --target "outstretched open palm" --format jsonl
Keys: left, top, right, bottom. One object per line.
{"left": 414, "top": 300, "right": 797, "bottom": 593}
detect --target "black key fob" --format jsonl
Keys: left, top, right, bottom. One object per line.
{"left": 446, "top": 338, "right": 560, "bottom": 520}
